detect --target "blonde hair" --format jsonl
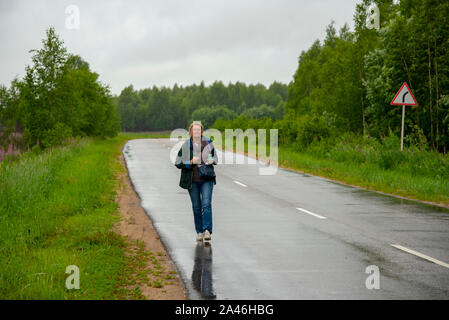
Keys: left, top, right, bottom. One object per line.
{"left": 189, "top": 121, "right": 204, "bottom": 137}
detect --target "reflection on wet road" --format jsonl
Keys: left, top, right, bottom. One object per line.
{"left": 192, "top": 242, "right": 216, "bottom": 299}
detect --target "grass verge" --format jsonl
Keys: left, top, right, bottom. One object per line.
{"left": 0, "top": 132, "right": 169, "bottom": 299}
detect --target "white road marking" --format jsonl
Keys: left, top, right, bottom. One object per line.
{"left": 296, "top": 207, "right": 327, "bottom": 220}
{"left": 390, "top": 244, "right": 449, "bottom": 269}
{"left": 233, "top": 180, "right": 247, "bottom": 188}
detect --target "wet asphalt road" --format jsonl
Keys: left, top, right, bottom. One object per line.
{"left": 122, "top": 138, "right": 449, "bottom": 300}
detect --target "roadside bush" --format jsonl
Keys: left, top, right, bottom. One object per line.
{"left": 294, "top": 113, "right": 333, "bottom": 150}
{"left": 211, "top": 118, "right": 228, "bottom": 132}
{"left": 404, "top": 146, "right": 449, "bottom": 179}
{"left": 41, "top": 122, "right": 73, "bottom": 149}
{"left": 274, "top": 110, "right": 299, "bottom": 145}
{"left": 405, "top": 124, "right": 428, "bottom": 151}
{"left": 367, "top": 132, "right": 405, "bottom": 170}
{"left": 327, "top": 132, "right": 365, "bottom": 164}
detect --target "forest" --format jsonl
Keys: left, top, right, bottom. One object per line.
{"left": 114, "top": 0, "right": 449, "bottom": 154}
{"left": 282, "top": 0, "right": 449, "bottom": 153}
{"left": 1, "top": 0, "right": 448, "bottom": 158}
{"left": 115, "top": 81, "right": 287, "bottom": 132}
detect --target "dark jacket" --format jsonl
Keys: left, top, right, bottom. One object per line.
{"left": 175, "top": 136, "right": 218, "bottom": 189}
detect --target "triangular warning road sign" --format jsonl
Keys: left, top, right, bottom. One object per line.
{"left": 391, "top": 82, "right": 418, "bottom": 106}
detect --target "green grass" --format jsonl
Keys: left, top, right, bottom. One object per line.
{"left": 0, "top": 132, "right": 169, "bottom": 299}
{"left": 278, "top": 145, "right": 449, "bottom": 206}
{"left": 212, "top": 132, "right": 449, "bottom": 208}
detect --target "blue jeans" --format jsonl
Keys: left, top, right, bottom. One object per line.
{"left": 188, "top": 180, "right": 214, "bottom": 234}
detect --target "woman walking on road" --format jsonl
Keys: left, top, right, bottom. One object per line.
{"left": 175, "top": 121, "right": 218, "bottom": 242}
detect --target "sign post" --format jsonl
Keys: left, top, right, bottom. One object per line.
{"left": 390, "top": 82, "right": 418, "bottom": 151}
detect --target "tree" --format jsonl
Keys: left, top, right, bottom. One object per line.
{"left": 190, "top": 105, "right": 237, "bottom": 128}
{"left": 241, "top": 104, "right": 275, "bottom": 119}
{"left": 20, "top": 27, "right": 68, "bottom": 146}
{"left": 17, "top": 27, "right": 119, "bottom": 148}
{"left": 117, "top": 85, "right": 139, "bottom": 132}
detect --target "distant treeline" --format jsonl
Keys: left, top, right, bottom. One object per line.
{"left": 1, "top": 0, "right": 448, "bottom": 156}
{"left": 115, "top": 81, "right": 287, "bottom": 131}
{"left": 115, "top": 0, "right": 449, "bottom": 154}
{"left": 0, "top": 27, "right": 120, "bottom": 152}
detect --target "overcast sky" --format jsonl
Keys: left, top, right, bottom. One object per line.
{"left": 0, "top": 0, "right": 360, "bottom": 95}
